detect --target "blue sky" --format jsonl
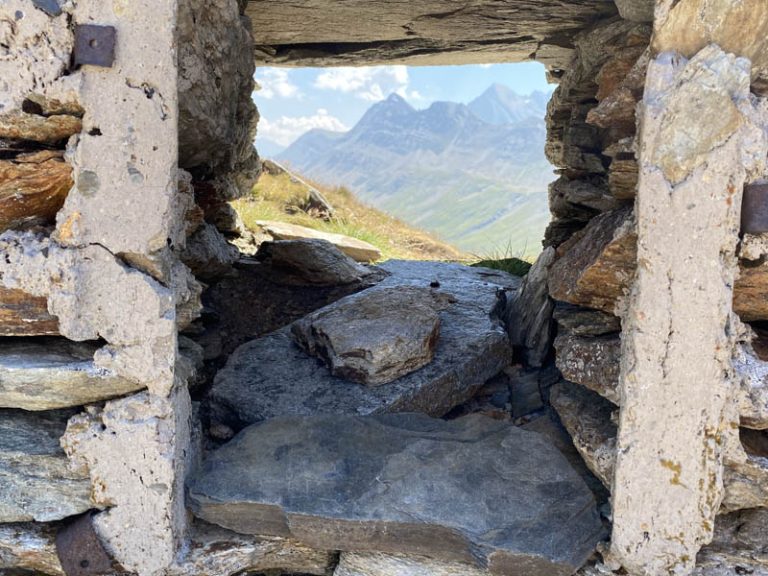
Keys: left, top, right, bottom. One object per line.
{"left": 254, "top": 62, "right": 553, "bottom": 151}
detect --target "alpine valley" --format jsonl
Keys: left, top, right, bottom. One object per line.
{"left": 275, "top": 84, "right": 555, "bottom": 256}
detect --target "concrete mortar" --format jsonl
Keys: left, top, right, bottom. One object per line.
{"left": 609, "top": 45, "right": 768, "bottom": 575}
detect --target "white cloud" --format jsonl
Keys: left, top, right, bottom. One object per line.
{"left": 314, "top": 66, "right": 410, "bottom": 102}
{"left": 258, "top": 109, "right": 348, "bottom": 147}
{"left": 254, "top": 68, "right": 300, "bottom": 99}
{"left": 478, "top": 63, "right": 494, "bottom": 69}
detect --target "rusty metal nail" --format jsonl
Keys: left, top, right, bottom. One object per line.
{"left": 741, "top": 183, "right": 768, "bottom": 235}
{"left": 55, "top": 512, "right": 116, "bottom": 576}
{"left": 74, "top": 25, "right": 117, "bottom": 68}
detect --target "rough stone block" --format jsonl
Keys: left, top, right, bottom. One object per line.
{"left": 552, "top": 302, "right": 621, "bottom": 336}
{"left": 550, "top": 381, "right": 617, "bottom": 490}
{"left": 0, "top": 338, "right": 144, "bottom": 411}
{"left": 206, "top": 261, "right": 516, "bottom": 432}
{"left": 548, "top": 177, "right": 622, "bottom": 222}
{"left": 180, "top": 222, "right": 239, "bottom": 281}
{"left": 0, "top": 523, "right": 64, "bottom": 576}
{"left": 735, "top": 340, "right": 768, "bottom": 430}
{"left": 614, "top": 0, "right": 654, "bottom": 22}
{"left": 694, "top": 508, "right": 768, "bottom": 575}
{"left": 548, "top": 206, "right": 636, "bottom": 315}
{"left": 257, "top": 220, "right": 381, "bottom": 262}
{"left": 505, "top": 247, "right": 555, "bottom": 368}
{"left": 256, "top": 238, "right": 373, "bottom": 286}
{"left": 0, "top": 286, "right": 59, "bottom": 336}
{"left": 0, "top": 112, "right": 81, "bottom": 144}
{"left": 292, "top": 286, "right": 443, "bottom": 386}
{"left": 334, "top": 552, "right": 490, "bottom": 576}
{"left": 169, "top": 521, "right": 335, "bottom": 576}
{"left": 0, "top": 409, "right": 92, "bottom": 523}
{"left": 734, "top": 260, "right": 768, "bottom": 322}
{"left": 722, "top": 429, "right": 768, "bottom": 512}
{"left": 178, "top": 0, "right": 259, "bottom": 199}
{"left": 554, "top": 333, "right": 621, "bottom": 404}
{"left": 189, "top": 413, "right": 605, "bottom": 576}
{"left": 0, "top": 152, "right": 72, "bottom": 233}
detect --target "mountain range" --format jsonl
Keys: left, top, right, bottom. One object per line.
{"left": 274, "top": 84, "right": 554, "bottom": 256}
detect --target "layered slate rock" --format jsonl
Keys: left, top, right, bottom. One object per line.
{"left": 246, "top": 0, "right": 618, "bottom": 67}
{"left": 258, "top": 220, "right": 381, "bottom": 262}
{"left": 548, "top": 206, "right": 636, "bottom": 314}
{"left": 206, "top": 261, "right": 516, "bottom": 431}
{"left": 334, "top": 552, "right": 490, "bottom": 576}
{"left": 0, "top": 409, "right": 92, "bottom": 522}
{"left": 553, "top": 302, "right": 621, "bottom": 336}
{"left": 554, "top": 332, "right": 768, "bottom": 426}
{"left": 0, "top": 523, "right": 64, "bottom": 576}
{"left": 256, "top": 239, "right": 373, "bottom": 286}
{"left": 554, "top": 334, "right": 621, "bottom": 404}
{"left": 189, "top": 413, "right": 604, "bottom": 576}
{"left": 293, "top": 286, "right": 443, "bottom": 386}
{"left": 169, "top": 521, "right": 335, "bottom": 576}
{"left": 505, "top": 247, "right": 555, "bottom": 368}
{"left": 180, "top": 223, "right": 239, "bottom": 281}
{"left": 550, "top": 381, "right": 617, "bottom": 489}
{"left": 694, "top": 509, "right": 768, "bottom": 576}
{"left": 0, "top": 286, "right": 59, "bottom": 336}
{"left": 548, "top": 204, "right": 768, "bottom": 320}
{"left": 0, "top": 338, "right": 143, "bottom": 410}
{"left": 0, "top": 151, "right": 72, "bottom": 233}
{"left": 550, "top": 381, "right": 768, "bottom": 511}
{"left": 0, "top": 111, "right": 82, "bottom": 144}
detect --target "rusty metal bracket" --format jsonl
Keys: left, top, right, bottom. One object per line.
{"left": 74, "top": 25, "right": 116, "bottom": 68}
{"left": 55, "top": 512, "right": 117, "bottom": 576}
{"left": 741, "top": 183, "right": 768, "bottom": 235}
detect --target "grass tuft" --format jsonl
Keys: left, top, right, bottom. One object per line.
{"left": 471, "top": 257, "right": 532, "bottom": 277}
{"left": 469, "top": 240, "right": 534, "bottom": 276}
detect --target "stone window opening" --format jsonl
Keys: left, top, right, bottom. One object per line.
{"left": 3, "top": 1, "right": 768, "bottom": 575}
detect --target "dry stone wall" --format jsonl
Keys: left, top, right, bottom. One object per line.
{"left": 524, "top": 2, "right": 768, "bottom": 574}
{"left": 0, "top": 1, "right": 194, "bottom": 574}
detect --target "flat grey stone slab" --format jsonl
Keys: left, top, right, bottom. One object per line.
{"left": 188, "top": 413, "right": 604, "bottom": 576}
{"left": 206, "top": 261, "right": 517, "bottom": 431}
{"left": 0, "top": 338, "right": 143, "bottom": 410}
{"left": 256, "top": 238, "right": 373, "bottom": 286}
{"left": 0, "top": 409, "right": 92, "bottom": 522}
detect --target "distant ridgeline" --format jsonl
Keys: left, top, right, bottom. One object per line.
{"left": 277, "top": 84, "right": 555, "bottom": 257}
